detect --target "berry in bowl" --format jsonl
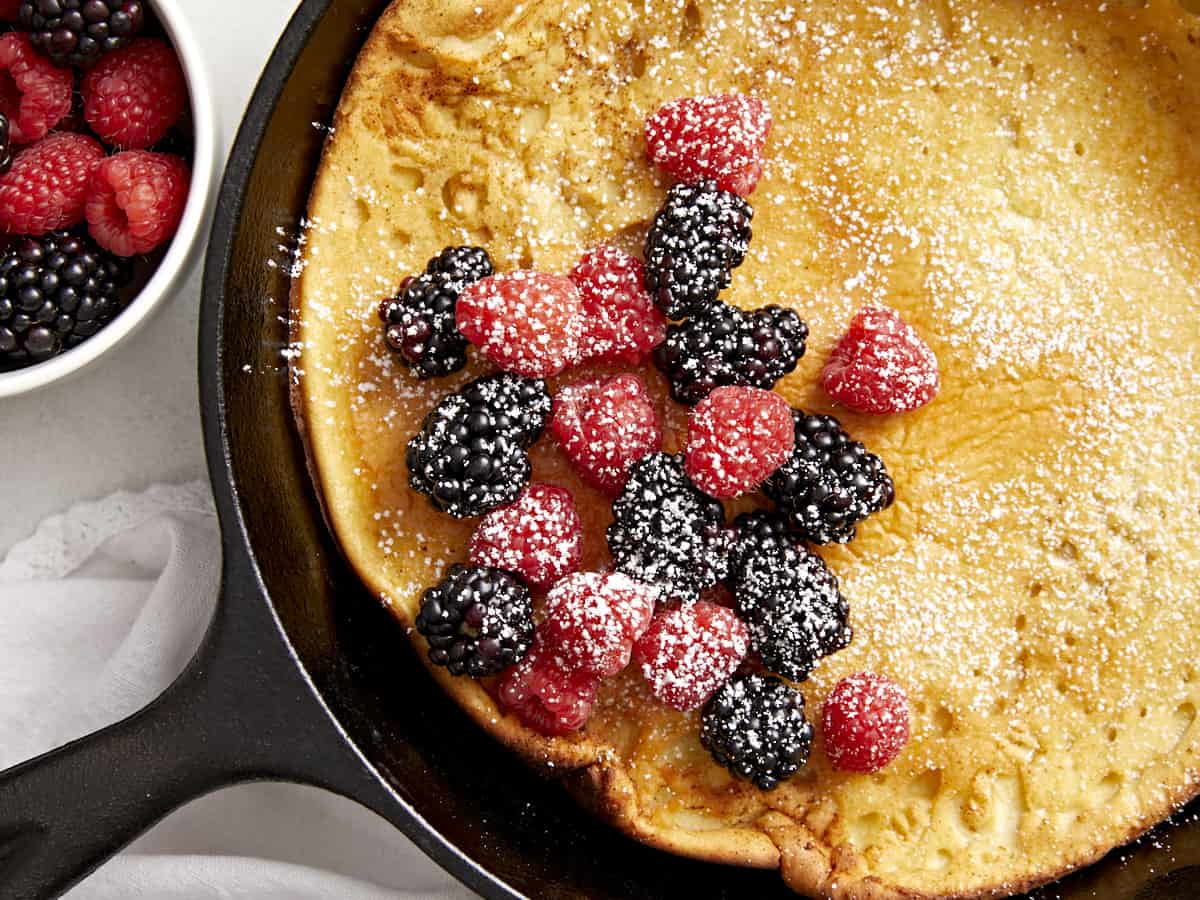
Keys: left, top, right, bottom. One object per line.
{"left": 0, "top": 0, "right": 214, "bottom": 396}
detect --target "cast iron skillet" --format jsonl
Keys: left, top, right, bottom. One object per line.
{"left": 0, "top": 0, "right": 1197, "bottom": 897}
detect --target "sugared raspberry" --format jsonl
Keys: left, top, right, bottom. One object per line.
{"left": 645, "top": 94, "right": 772, "bottom": 196}
{"left": 539, "top": 571, "right": 658, "bottom": 678}
{"left": 684, "top": 386, "right": 795, "bottom": 499}
{"left": 634, "top": 602, "right": 748, "bottom": 711}
{"left": 549, "top": 374, "right": 662, "bottom": 495}
{"left": 0, "top": 133, "right": 104, "bottom": 235}
{"left": 456, "top": 271, "right": 584, "bottom": 378}
{"left": 822, "top": 306, "right": 939, "bottom": 415}
{"left": 82, "top": 38, "right": 187, "bottom": 150}
{"left": 496, "top": 643, "right": 600, "bottom": 736}
{"left": 469, "top": 483, "right": 583, "bottom": 590}
{"left": 569, "top": 245, "right": 665, "bottom": 365}
{"left": 0, "top": 34, "right": 72, "bottom": 146}
{"left": 822, "top": 672, "right": 911, "bottom": 773}
{"left": 86, "top": 150, "right": 189, "bottom": 256}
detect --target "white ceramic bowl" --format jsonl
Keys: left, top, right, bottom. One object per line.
{"left": 0, "top": 0, "right": 218, "bottom": 398}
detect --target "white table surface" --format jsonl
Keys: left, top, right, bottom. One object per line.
{"left": 0, "top": 0, "right": 304, "bottom": 554}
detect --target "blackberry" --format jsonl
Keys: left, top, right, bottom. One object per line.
{"left": 427, "top": 244, "right": 493, "bottom": 282}
{"left": 701, "top": 674, "right": 814, "bottom": 790}
{"left": 459, "top": 371, "right": 551, "bottom": 446}
{"left": 379, "top": 246, "right": 493, "bottom": 379}
{"left": 0, "top": 231, "right": 129, "bottom": 369}
{"left": 743, "top": 305, "right": 807, "bottom": 386}
{"left": 653, "top": 302, "right": 749, "bottom": 405}
{"left": 19, "top": 0, "right": 145, "bottom": 68}
{"left": 0, "top": 113, "right": 11, "bottom": 175}
{"left": 416, "top": 564, "right": 534, "bottom": 677}
{"left": 727, "top": 511, "right": 794, "bottom": 580}
{"left": 643, "top": 179, "right": 752, "bottom": 319}
{"left": 764, "top": 412, "right": 894, "bottom": 544}
{"left": 731, "top": 521, "right": 851, "bottom": 681}
{"left": 606, "top": 453, "right": 734, "bottom": 602}
{"left": 406, "top": 373, "right": 549, "bottom": 518}
{"left": 653, "top": 302, "right": 807, "bottom": 405}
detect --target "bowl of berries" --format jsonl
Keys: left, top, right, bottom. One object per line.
{"left": 0, "top": 0, "right": 215, "bottom": 396}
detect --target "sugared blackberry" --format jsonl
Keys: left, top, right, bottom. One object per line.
{"left": 653, "top": 302, "right": 748, "bottom": 405}
{"left": 415, "top": 564, "right": 534, "bottom": 677}
{"left": 379, "top": 246, "right": 492, "bottom": 379}
{"left": 727, "top": 511, "right": 794, "bottom": 580}
{"left": 701, "top": 674, "right": 814, "bottom": 790}
{"left": 763, "top": 412, "right": 894, "bottom": 544}
{"left": 19, "top": 0, "right": 145, "bottom": 68}
{"left": 643, "top": 179, "right": 752, "bottom": 319}
{"left": 0, "top": 231, "right": 129, "bottom": 369}
{"left": 653, "top": 302, "right": 807, "bottom": 405}
{"left": 459, "top": 370, "right": 551, "bottom": 446}
{"left": 606, "top": 453, "right": 734, "bottom": 602}
{"left": 0, "top": 113, "right": 11, "bottom": 175}
{"left": 731, "top": 520, "right": 851, "bottom": 681}
{"left": 406, "top": 373, "right": 549, "bottom": 518}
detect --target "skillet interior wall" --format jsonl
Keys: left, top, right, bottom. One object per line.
{"left": 215, "top": 0, "right": 1200, "bottom": 896}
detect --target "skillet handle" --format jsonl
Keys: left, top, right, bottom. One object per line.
{"left": 0, "top": 569, "right": 382, "bottom": 900}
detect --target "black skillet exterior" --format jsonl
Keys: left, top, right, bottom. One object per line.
{"left": 0, "top": 0, "right": 1196, "bottom": 897}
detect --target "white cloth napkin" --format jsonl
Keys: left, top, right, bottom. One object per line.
{"left": 0, "top": 482, "right": 473, "bottom": 900}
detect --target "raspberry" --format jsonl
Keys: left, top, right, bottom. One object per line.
{"left": 822, "top": 306, "right": 939, "bottom": 415}
{"left": 469, "top": 483, "right": 583, "bottom": 590}
{"left": 822, "top": 672, "right": 911, "bottom": 773}
{"left": 569, "top": 245, "right": 665, "bottom": 365}
{"left": 85, "top": 150, "right": 189, "bottom": 256}
{"left": 0, "top": 0, "right": 18, "bottom": 19}
{"left": 496, "top": 643, "right": 600, "bottom": 736}
{"left": 548, "top": 374, "right": 662, "bottom": 495}
{"left": 539, "top": 571, "right": 658, "bottom": 677}
{"left": 684, "top": 386, "right": 795, "bottom": 499}
{"left": 456, "top": 271, "right": 585, "bottom": 377}
{"left": 0, "top": 133, "right": 104, "bottom": 235}
{"left": 645, "top": 94, "right": 772, "bottom": 196}
{"left": 0, "top": 34, "right": 72, "bottom": 146}
{"left": 82, "top": 38, "right": 187, "bottom": 150}
{"left": 634, "top": 602, "right": 748, "bottom": 711}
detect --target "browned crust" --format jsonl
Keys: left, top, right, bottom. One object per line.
{"left": 287, "top": 1, "right": 1200, "bottom": 897}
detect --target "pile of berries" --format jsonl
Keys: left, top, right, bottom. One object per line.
{"left": 401, "top": 92, "right": 939, "bottom": 787}
{"left": 0, "top": 5, "right": 191, "bottom": 369}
